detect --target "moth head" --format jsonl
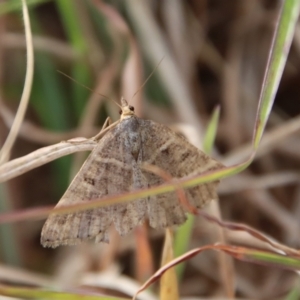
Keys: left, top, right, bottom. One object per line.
{"left": 120, "top": 97, "right": 135, "bottom": 119}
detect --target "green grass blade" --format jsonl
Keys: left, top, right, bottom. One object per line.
{"left": 29, "top": 11, "right": 72, "bottom": 194}
{"left": 0, "top": 285, "right": 129, "bottom": 300}
{"left": 32, "top": 54, "right": 70, "bottom": 130}
{"left": 203, "top": 105, "right": 220, "bottom": 154}
{"left": 253, "top": 0, "right": 300, "bottom": 149}
{"left": 285, "top": 284, "right": 300, "bottom": 300}
{"left": 173, "top": 214, "right": 194, "bottom": 279}
{"left": 0, "top": 0, "right": 51, "bottom": 15}
{"left": 0, "top": 184, "right": 21, "bottom": 266}
{"left": 31, "top": 61, "right": 72, "bottom": 194}
{"left": 55, "top": 0, "right": 92, "bottom": 120}
{"left": 174, "top": 106, "right": 220, "bottom": 279}
{"left": 242, "top": 250, "right": 300, "bottom": 270}
{"left": 55, "top": 0, "right": 87, "bottom": 55}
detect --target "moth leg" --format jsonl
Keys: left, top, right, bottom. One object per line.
{"left": 64, "top": 118, "right": 113, "bottom": 146}
{"left": 67, "top": 117, "right": 115, "bottom": 144}
{"left": 101, "top": 117, "right": 112, "bottom": 131}
{"left": 92, "top": 119, "right": 120, "bottom": 142}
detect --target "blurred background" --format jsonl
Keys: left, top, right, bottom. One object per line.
{"left": 1, "top": 0, "right": 300, "bottom": 299}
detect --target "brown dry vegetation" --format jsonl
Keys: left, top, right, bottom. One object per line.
{"left": 0, "top": 0, "right": 300, "bottom": 299}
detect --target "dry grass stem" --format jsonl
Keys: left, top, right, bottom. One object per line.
{"left": 0, "top": 0, "right": 34, "bottom": 163}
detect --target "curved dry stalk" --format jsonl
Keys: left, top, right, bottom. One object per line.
{"left": 133, "top": 243, "right": 300, "bottom": 300}
{"left": 0, "top": 0, "right": 34, "bottom": 164}
{"left": 197, "top": 211, "right": 300, "bottom": 257}
{"left": 0, "top": 140, "right": 96, "bottom": 183}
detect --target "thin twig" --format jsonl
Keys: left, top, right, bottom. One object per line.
{"left": 0, "top": 140, "right": 96, "bottom": 183}
{"left": 0, "top": 0, "right": 34, "bottom": 163}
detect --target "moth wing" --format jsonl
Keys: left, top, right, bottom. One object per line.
{"left": 41, "top": 125, "right": 145, "bottom": 248}
{"left": 139, "top": 120, "right": 224, "bottom": 229}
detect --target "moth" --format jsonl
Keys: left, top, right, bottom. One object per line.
{"left": 41, "top": 98, "right": 224, "bottom": 248}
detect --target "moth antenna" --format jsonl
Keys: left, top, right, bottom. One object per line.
{"left": 131, "top": 56, "right": 165, "bottom": 101}
{"left": 57, "top": 70, "right": 122, "bottom": 109}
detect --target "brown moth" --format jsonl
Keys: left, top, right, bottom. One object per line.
{"left": 41, "top": 98, "right": 224, "bottom": 248}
